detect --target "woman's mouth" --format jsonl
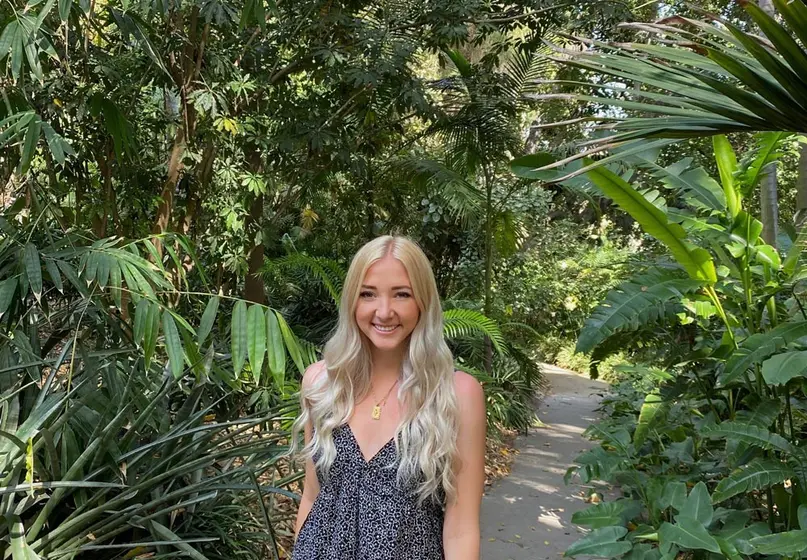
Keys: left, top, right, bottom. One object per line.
{"left": 372, "top": 324, "right": 400, "bottom": 334}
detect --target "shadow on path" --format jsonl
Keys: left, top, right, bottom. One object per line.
{"left": 480, "top": 364, "right": 612, "bottom": 560}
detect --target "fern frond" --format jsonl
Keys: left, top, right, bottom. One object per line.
{"left": 442, "top": 308, "right": 506, "bottom": 355}
{"left": 262, "top": 253, "right": 346, "bottom": 306}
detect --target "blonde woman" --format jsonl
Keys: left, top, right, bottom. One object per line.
{"left": 289, "top": 235, "right": 486, "bottom": 559}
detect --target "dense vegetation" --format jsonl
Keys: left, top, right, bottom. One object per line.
{"left": 511, "top": 1, "right": 807, "bottom": 559}
{"left": 4, "top": 0, "right": 807, "bottom": 557}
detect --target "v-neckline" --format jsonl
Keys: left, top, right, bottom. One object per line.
{"left": 343, "top": 423, "right": 396, "bottom": 465}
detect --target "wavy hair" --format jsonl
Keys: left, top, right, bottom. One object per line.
{"left": 289, "top": 235, "right": 461, "bottom": 505}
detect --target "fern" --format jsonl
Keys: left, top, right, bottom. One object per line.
{"left": 442, "top": 308, "right": 506, "bottom": 354}
{"left": 577, "top": 270, "right": 704, "bottom": 354}
{"left": 262, "top": 253, "right": 345, "bottom": 306}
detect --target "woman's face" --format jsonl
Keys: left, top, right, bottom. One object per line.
{"left": 355, "top": 256, "right": 421, "bottom": 352}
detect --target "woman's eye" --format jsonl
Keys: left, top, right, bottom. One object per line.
{"left": 396, "top": 292, "right": 412, "bottom": 298}
{"left": 360, "top": 291, "right": 374, "bottom": 298}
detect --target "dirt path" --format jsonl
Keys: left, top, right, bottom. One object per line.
{"left": 479, "top": 363, "right": 612, "bottom": 560}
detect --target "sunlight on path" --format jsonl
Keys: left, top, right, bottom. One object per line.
{"left": 480, "top": 364, "right": 613, "bottom": 560}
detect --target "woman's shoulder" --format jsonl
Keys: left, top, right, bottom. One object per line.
{"left": 452, "top": 370, "right": 485, "bottom": 409}
{"left": 302, "top": 360, "right": 328, "bottom": 390}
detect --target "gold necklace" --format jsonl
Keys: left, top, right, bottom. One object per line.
{"left": 370, "top": 378, "right": 399, "bottom": 420}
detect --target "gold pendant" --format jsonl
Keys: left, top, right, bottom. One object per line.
{"left": 371, "top": 405, "right": 381, "bottom": 420}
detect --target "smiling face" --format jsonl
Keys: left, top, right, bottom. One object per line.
{"left": 354, "top": 256, "right": 421, "bottom": 353}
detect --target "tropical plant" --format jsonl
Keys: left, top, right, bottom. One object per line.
{"left": 513, "top": 132, "right": 807, "bottom": 558}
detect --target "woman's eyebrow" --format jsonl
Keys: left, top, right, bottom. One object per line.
{"left": 360, "top": 284, "right": 412, "bottom": 290}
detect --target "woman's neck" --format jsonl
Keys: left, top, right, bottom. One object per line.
{"left": 369, "top": 346, "right": 406, "bottom": 383}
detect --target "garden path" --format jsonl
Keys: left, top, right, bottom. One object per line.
{"left": 479, "top": 363, "right": 613, "bottom": 560}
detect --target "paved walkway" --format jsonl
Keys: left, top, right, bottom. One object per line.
{"left": 480, "top": 364, "right": 612, "bottom": 560}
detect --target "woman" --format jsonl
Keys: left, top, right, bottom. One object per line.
{"left": 289, "top": 235, "right": 486, "bottom": 560}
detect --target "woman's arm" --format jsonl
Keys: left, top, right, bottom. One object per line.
{"left": 293, "top": 361, "right": 325, "bottom": 540}
{"left": 443, "top": 371, "right": 487, "bottom": 560}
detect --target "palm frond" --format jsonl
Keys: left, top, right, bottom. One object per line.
{"left": 442, "top": 308, "right": 506, "bottom": 355}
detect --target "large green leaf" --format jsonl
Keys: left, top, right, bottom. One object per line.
{"left": 712, "top": 459, "right": 794, "bottom": 503}
{"left": 231, "top": 300, "right": 247, "bottom": 375}
{"left": 701, "top": 421, "right": 794, "bottom": 455}
{"left": 197, "top": 296, "right": 219, "bottom": 347}
{"left": 162, "top": 313, "right": 184, "bottom": 380}
{"left": 713, "top": 136, "right": 740, "bottom": 219}
{"left": 749, "top": 530, "right": 807, "bottom": 555}
{"left": 23, "top": 243, "right": 42, "bottom": 302}
{"left": 718, "top": 321, "right": 807, "bottom": 387}
{"left": 584, "top": 164, "right": 716, "bottom": 283}
{"left": 577, "top": 271, "right": 703, "bottom": 354}
{"left": 247, "top": 304, "right": 266, "bottom": 383}
{"left": 760, "top": 351, "right": 807, "bottom": 386}
{"left": 624, "top": 152, "right": 726, "bottom": 212}
{"left": 266, "top": 309, "right": 285, "bottom": 389}
{"left": 659, "top": 517, "right": 720, "bottom": 553}
{"left": 564, "top": 526, "right": 632, "bottom": 558}
{"left": 633, "top": 391, "right": 668, "bottom": 448}
{"left": 678, "top": 482, "right": 713, "bottom": 527}
{"left": 571, "top": 501, "right": 640, "bottom": 529}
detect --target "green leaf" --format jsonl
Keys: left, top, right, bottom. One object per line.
{"left": 712, "top": 459, "right": 794, "bottom": 503}
{"left": 584, "top": 163, "right": 716, "bottom": 283}
{"left": 442, "top": 308, "right": 505, "bottom": 353}
{"left": 148, "top": 520, "right": 211, "bottom": 560}
{"left": 761, "top": 351, "right": 807, "bottom": 386}
{"left": 659, "top": 517, "right": 720, "bottom": 553}
{"left": 571, "top": 502, "right": 630, "bottom": 529}
{"left": 798, "top": 504, "right": 807, "bottom": 530}
{"left": 198, "top": 296, "right": 219, "bottom": 346}
{"left": 276, "top": 311, "right": 305, "bottom": 374}
{"left": 44, "top": 258, "right": 62, "bottom": 293}
{"left": 564, "top": 526, "right": 632, "bottom": 558}
{"left": 577, "top": 271, "right": 703, "bottom": 354}
{"left": 143, "top": 302, "right": 160, "bottom": 370}
{"left": 718, "top": 321, "right": 807, "bottom": 387}
{"left": 749, "top": 530, "right": 807, "bottom": 555}
{"left": 23, "top": 243, "right": 42, "bottom": 302}
{"left": 247, "top": 304, "right": 266, "bottom": 384}
{"left": 660, "top": 481, "right": 687, "bottom": 512}
{"left": 162, "top": 313, "right": 184, "bottom": 379}
{"left": 702, "top": 421, "right": 794, "bottom": 454}
{"left": 266, "top": 309, "right": 285, "bottom": 389}
{"left": 231, "top": 300, "right": 247, "bottom": 375}
{"left": 0, "top": 278, "right": 17, "bottom": 315}
{"left": 58, "top": 0, "right": 71, "bottom": 20}
{"left": 633, "top": 391, "right": 667, "bottom": 448}
{"left": 0, "top": 21, "right": 18, "bottom": 63}
{"left": 133, "top": 298, "right": 150, "bottom": 347}
{"left": 17, "top": 116, "right": 41, "bottom": 176}
{"left": 8, "top": 514, "right": 40, "bottom": 560}
{"left": 678, "top": 482, "right": 713, "bottom": 527}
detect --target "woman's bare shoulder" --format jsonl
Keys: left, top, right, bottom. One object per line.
{"left": 302, "top": 360, "right": 328, "bottom": 390}
{"left": 453, "top": 370, "right": 485, "bottom": 408}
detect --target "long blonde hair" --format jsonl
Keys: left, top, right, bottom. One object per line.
{"left": 290, "top": 235, "right": 461, "bottom": 505}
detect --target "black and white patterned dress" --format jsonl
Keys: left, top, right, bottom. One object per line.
{"left": 291, "top": 423, "right": 445, "bottom": 559}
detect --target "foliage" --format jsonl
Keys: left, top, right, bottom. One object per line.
{"left": 514, "top": 132, "right": 807, "bottom": 559}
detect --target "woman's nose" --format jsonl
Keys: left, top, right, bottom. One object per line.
{"left": 375, "top": 297, "right": 394, "bottom": 319}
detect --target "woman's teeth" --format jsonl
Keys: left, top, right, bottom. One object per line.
{"left": 373, "top": 324, "right": 399, "bottom": 332}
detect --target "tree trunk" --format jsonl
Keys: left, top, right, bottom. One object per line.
{"left": 759, "top": 0, "right": 780, "bottom": 247}
{"left": 243, "top": 147, "right": 266, "bottom": 304}
{"left": 152, "top": 125, "right": 186, "bottom": 254}
{"left": 244, "top": 193, "right": 266, "bottom": 304}
{"left": 795, "top": 143, "right": 807, "bottom": 229}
